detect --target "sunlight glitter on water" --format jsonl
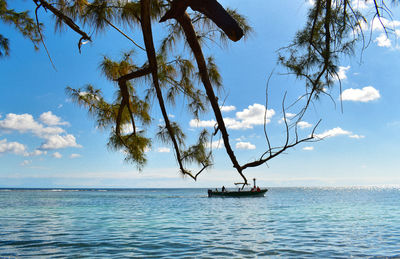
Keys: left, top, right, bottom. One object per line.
{"left": 1, "top": 188, "right": 400, "bottom": 257}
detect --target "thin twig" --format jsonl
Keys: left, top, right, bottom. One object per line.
{"left": 34, "top": 4, "right": 57, "bottom": 70}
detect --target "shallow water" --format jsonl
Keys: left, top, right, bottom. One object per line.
{"left": 0, "top": 187, "right": 399, "bottom": 257}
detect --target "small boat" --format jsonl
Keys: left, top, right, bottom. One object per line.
{"left": 207, "top": 188, "right": 268, "bottom": 197}
{"left": 208, "top": 178, "right": 268, "bottom": 198}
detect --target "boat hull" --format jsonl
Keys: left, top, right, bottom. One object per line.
{"left": 208, "top": 189, "right": 268, "bottom": 197}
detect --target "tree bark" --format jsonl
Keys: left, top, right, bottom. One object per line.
{"left": 140, "top": 0, "right": 195, "bottom": 179}
{"left": 175, "top": 12, "right": 247, "bottom": 184}
{"left": 160, "top": 0, "right": 243, "bottom": 42}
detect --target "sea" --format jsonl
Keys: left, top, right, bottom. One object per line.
{"left": 0, "top": 187, "right": 399, "bottom": 258}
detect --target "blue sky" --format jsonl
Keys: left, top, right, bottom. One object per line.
{"left": 1, "top": 0, "right": 400, "bottom": 188}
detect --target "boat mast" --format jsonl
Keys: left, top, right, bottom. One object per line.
{"left": 253, "top": 178, "right": 256, "bottom": 188}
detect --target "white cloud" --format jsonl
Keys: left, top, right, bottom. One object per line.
{"left": 349, "top": 134, "right": 365, "bottom": 139}
{"left": 352, "top": 0, "right": 373, "bottom": 10}
{"left": 374, "top": 33, "right": 392, "bottom": 48}
{"left": 334, "top": 66, "right": 351, "bottom": 81}
{"left": 341, "top": 86, "right": 381, "bottom": 102}
{"left": 236, "top": 104, "right": 275, "bottom": 126}
{"left": 121, "top": 123, "right": 141, "bottom": 135}
{"left": 206, "top": 140, "right": 224, "bottom": 149}
{"left": 52, "top": 152, "right": 62, "bottom": 159}
{"left": 372, "top": 17, "right": 400, "bottom": 32}
{"left": 25, "top": 149, "right": 47, "bottom": 157}
{"left": 156, "top": 147, "right": 171, "bottom": 153}
{"left": 168, "top": 114, "right": 175, "bottom": 118}
{"left": 352, "top": 19, "right": 369, "bottom": 35}
{"left": 370, "top": 18, "right": 400, "bottom": 49}
{"left": 236, "top": 141, "right": 256, "bottom": 150}
{"left": 0, "top": 113, "right": 65, "bottom": 137}
{"left": 235, "top": 137, "right": 244, "bottom": 141}
{"left": 220, "top": 105, "right": 236, "bottom": 112}
{"left": 189, "top": 119, "right": 216, "bottom": 128}
{"left": 39, "top": 111, "right": 69, "bottom": 126}
{"left": 190, "top": 103, "right": 275, "bottom": 130}
{"left": 223, "top": 117, "right": 252, "bottom": 130}
{"left": 297, "top": 121, "right": 312, "bottom": 129}
{"left": 303, "top": 146, "right": 314, "bottom": 151}
{"left": 70, "top": 153, "right": 81, "bottom": 158}
{"left": 0, "top": 113, "right": 81, "bottom": 152}
{"left": 314, "top": 127, "right": 365, "bottom": 140}
{"left": 40, "top": 134, "right": 82, "bottom": 150}
{"left": 0, "top": 113, "right": 38, "bottom": 133}
{"left": 286, "top": 113, "right": 296, "bottom": 118}
{"left": 278, "top": 113, "right": 296, "bottom": 124}
{"left": 0, "top": 139, "right": 27, "bottom": 155}
{"left": 314, "top": 127, "right": 352, "bottom": 139}
{"left": 20, "top": 160, "right": 32, "bottom": 166}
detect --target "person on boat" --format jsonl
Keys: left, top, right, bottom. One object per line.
{"left": 256, "top": 186, "right": 261, "bottom": 192}
{"left": 222, "top": 186, "right": 226, "bottom": 192}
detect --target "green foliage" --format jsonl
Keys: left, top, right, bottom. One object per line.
{"left": 66, "top": 85, "right": 116, "bottom": 129}
{"left": 108, "top": 132, "right": 150, "bottom": 169}
{"left": 157, "top": 122, "right": 186, "bottom": 146}
{"left": 0, "top": 0, "right": 41, "bottom": 57}
{"left": 278, "top": 0, "right": 362, "bottom": 97}
{"left": 182, "top": 129, "right": 212, "bottom": 167}
{"left": 0, "top": 34, "right": 9, "bottom": 57}
{"left": 6, "top": 0, "right": 390, "bottom": 181}
{"left": 66, "top": 82, "right": 151, "bottom": 167}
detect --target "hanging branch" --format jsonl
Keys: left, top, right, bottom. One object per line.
{"left": 32, "top": 0, "right": 91, "bottom": 52}
{"left": 141, "top": 0, "right": 211, "bottom": 180}
{"left": 103, "top": 18, "right": 145, "bottom": 51}
{"left": 34, "top": 3, "right": 57, "bottom": 70}
{"left": 160, "top": 0, "right": 243, "bottom": 42}
{"left": 114, "top": 66, "right": 151, "bottom": 147}
{"left": 173, "top": 11, "right": 247, "bottom": 184}
{"left": 160, "top": 1, "right": 323, "bottom": 183}
{"left": 38, "top": 0, "right": 377, "bottom": 183}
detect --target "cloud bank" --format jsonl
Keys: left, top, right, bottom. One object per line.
{"left": 341, "top": 86, "right": 380, "bottom": 102}
{"left": 190, "top": 103, "right": 275, "bottom": 130}
{"left": 0, "top": 112, "right": 81, "bottom": 157}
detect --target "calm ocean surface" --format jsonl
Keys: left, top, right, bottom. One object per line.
{"left": 1, "top": 187, "right": 400, "bottom": 258}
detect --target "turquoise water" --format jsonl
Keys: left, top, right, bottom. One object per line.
{"left": 0, "top": 187, "right": 400, "bottom": 258}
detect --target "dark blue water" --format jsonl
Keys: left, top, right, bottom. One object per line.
{"left": 0, "top": 187, "right": 399, "bottom": 258}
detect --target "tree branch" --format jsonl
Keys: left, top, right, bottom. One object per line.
{"left": 140, "top": 0, "right": 196, "bottom": 180}
{"left": 117, "top": 66, "right": 151, "bottom": 82}
{"left": 175, "top": 11, "right": 247, "bottom": 184}
{"left": 33, "top": 0, "right": 91, "bottom": 51}
{"left": 103, "top": 18, "right": 145, "bottom": 51}
{"left": 159, "top": 0, "right": 243, "bottom": 42}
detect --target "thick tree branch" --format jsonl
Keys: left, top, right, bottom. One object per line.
{"left": 175, "top": 12, "right": 247, "bottom": 184}
{"left": 241, "top": 120, "right": 321, "bottom": 171}
{"left": 33, "top": 0, "right": 91, "bottom": 50}
{"left": 140, "top": 0, "right": 196, "bottom": 180}
{"left": 117, "top": 66, "right": 151, "bottom": 82}
{"left": 160, "top": 0, "right": 243, "bottom": 42}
